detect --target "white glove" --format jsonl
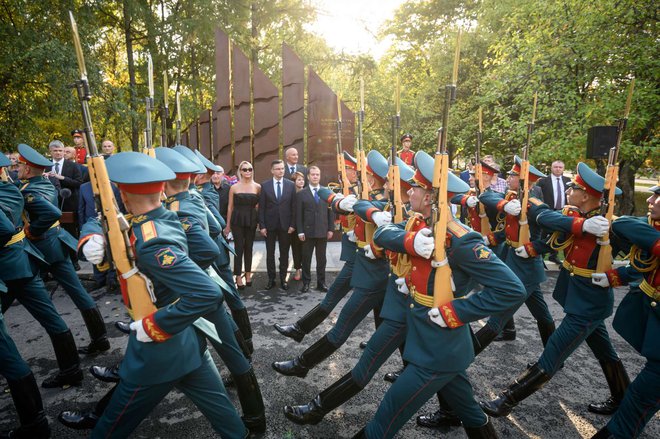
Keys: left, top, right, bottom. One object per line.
{"left": 428, "top": 308, "right": 447, "bottom": 328}
{"left": 395, "top": 277, "right": 409, "bottom": 295}
{"left": 346, "top": 230, "right": 358, "bottom": 242}
{"left": 503, "top": 199, "right": 521, "bottom": 216}
{"left": 338, "top": 194, "right": 357, "bottom": 212}
{"left": 82, "top": 234, "right": 106, "bottom": 265}
{"left": 514, "top": 246, "right": 530, "bottom": 259}
{"left": 130, "top": 320, "right": 153, "bottom": 343}
{"left": 583, "top": 216, "right": 610, "bottom": 237}
{"left": 372, "top": 211, "right": 392, "bottom": 227}
{"left": 482, "top": 235, "right": 490, "bottom": 246}
{"left": 225, "top": 231, "right": 234, "bottom": 241}
{"left": 591, "top": 273, "right": 610, "bottom": 288}
{"left": 466, "top": 196, "right": 478, "bottom": 208}
{"left": 364, "top": 244, "right": 377, "bottom": 259}
{"left": 413, "top": 228, "right": 434, "bottom": 259}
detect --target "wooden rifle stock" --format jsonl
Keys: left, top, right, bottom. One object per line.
{"left": 389, "top": 112, "right": 403, "bottom": 223}
{"left": 70, "top": 12, "right": 156, "bottom": 320}
{"left": 518, "top": 93, "right": 537, "bottom": 245}
{"left": 596, "top": 78, "right": 635, "bottom": 272}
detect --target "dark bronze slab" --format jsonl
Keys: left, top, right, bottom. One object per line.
{"left": 252, "top": 65, "right": 279, "bottom": 183}
{"left": 282, "top": 43, "right": 304, "bottom": 163}
{"left": 214, "top": 29, "right": 233, "bottom": 171}
{"left": 198, "top": 109, "right": 211, "bottom": 159}
{"left": 232, "top": 46, "right": 251, "bottom": 169}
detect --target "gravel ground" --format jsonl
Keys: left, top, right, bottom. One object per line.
{"left": 1, "top": 272, "right": 658, "bottom": 438}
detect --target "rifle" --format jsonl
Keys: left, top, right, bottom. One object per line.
{"left": 175, "top": 91, "right": 182, "bottom": 145}
{"left": 69, "top": 11, "right": 157, "bottom": 320}
{"left": 473, "top": 108, "right": 491, "bottom": 235}
{"left": 596, "top": 78, "right": 635, "bottom": 273}
{"left": 517, "top": 92, "right": 537, "bottom": 245}
{"left": 143, "top": 53, "right": 155, "bottom": 157}
{"left": 161, "top": 72, "right": 169, "bottom": 147}
{"left": 388, "top": 75, "right": 403, "bottom": 223}
{"left": 336, "top": 94, "right": 350, "bottom": 196}
{"left": 431, "top": 30, "right": 460, "bottom": 309}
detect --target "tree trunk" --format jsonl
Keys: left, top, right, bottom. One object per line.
{"left": 617, "top": 158, "right": 643, "bottom": 216}
{"left": 123, "top": 0, "right": 139, "bottom": 151}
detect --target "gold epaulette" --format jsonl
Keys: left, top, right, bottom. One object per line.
{"left": 447, "top": 220, "right": 468, "bottom": 237}
{"left": 140, "top": 221, "right": 158, "bottom": 242}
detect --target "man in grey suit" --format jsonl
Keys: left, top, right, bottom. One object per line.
{"left": 296, "top": 166, "right": 334, "bottom": 293}
{"left": 283, "top": 147, "right": 307, "bottom": 184}
{"left": 259, "top": 160, "right": 296, "bottom": 290}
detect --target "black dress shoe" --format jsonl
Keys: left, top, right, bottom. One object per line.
{"left": 73, "top": 261, "right": 81, "bottom": 271}
{"left": 493, "top": 329, "right": 516, "bottom": 342}
{"left": 42, "top": 368, "right": 84, "bottom": 389}
{"left": 90, "top": 365, "right": 120, "bottom": 383}
{"left": 300, "top": 283, "right": 310, "bottom": 293}
{"left": 272, "top": 359, "right": 309, "bottom": 378}
{"left": 359, "top": 341, "right": 368, "bottom": 349}
{"left": 281, "top": 281, "right": 289, "bottom": 290}
{"left": 274, "top": 323, "right": 305, "bottom": 343}
{"left": 266, "top": 280, "right": 276, "bottom": 290}
{"left": 383, "top": 368, "right": 403, "bottom": 383}
{"left": 78, "top": 337, "right": 110, "bottom": 356}
{"left": 416, "top": 409, "right": 462, "bottom": 428}
{"left": 58, "top": 410, "right": 99, "bottom": 430}
{"left": 115, "top": 321, "right": 131, "bottom": 334}
{"left": 316, "top": 283, "right": 328, "bottom": 292}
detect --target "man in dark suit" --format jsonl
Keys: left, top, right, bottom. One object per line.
{"left": 46, "top": 140, "right": 83, "bottom": 237}
{"left": 283, "top": 147, "right": 307, "bottom": 184}
{"left": 296, "top": 166, "right": 335, "bottom": 293}
{"left": 536, "top": 160, "right": 571, "bottom": 264}
{"left": 259, "top": 159, "right": 296, "bottom": 290}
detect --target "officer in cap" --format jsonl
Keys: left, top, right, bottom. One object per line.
{"left": 482, "top": 162, "right": 631, "bottom": 419}
{"left": 17, "top": 144, "right": 109, "bottom": 364}
{"left": 398, "top": 133, "right": 414, "bottom": 166}
{"left": 71, "top": 129, "right": 87, "bottom": 164}
{"left": 589, "top": 183, "right": 659, "bottom": 439}
{"left": 274, "top": 151, "right": 359, "bottom": 344}
{"left": 350, "top": 150, "right": 526, "bottom": 438}
{"left": 78, "top": 151, "right": 247, "bottom": 438}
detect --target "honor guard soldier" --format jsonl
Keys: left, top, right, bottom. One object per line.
{"left": 351, "top": 151, "right": 526, "bottom": 438}
{"left": 274, "top": 151, "right": 359, "bottom": 342}
{"left": 591, "top": 185, "right": 660, "bottom": 439}
{"left": 398, "top": 133, "right": 414, "bottom": 166}
{"left": 78, "top": 152, "right": 247, "bottom": 439}
{"left": 481, "top": 162, "right": 631, "bottom": 419}
{"left": 175, "top": 146, "right": 254, "bottom": 355}
{"left": 0, "top": 149, "right": 84, "bottom": 390}
{"left": 17, "top": 144, "right": 109, "bottom": 355}
{"left": 271, "top": 150, "right": 391, "bottom": 378}
{"left": 282, "top": 157, "right": 414, "bottom": 426}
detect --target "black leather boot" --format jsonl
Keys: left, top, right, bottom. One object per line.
{"left": 473, "top": 324, "right": 499, "bottom": 356}
{"left": 284, "top": 372, "right": 363, "bottom": 425}
{"left": 588, "top": 359, "right": 630, "bottom": 415}
{"left": 1, "top": 373, "right": 50, "bottom": 439}
{"left": 234, "top": 368, "right": 266, "bottom": 433}
{"left": 591, "top": 425, "right": 614, "bottom": 438}
{"left": 234, "top": 329, "right": 252, "bottom": 362}
{"left": 272, "top": 335, "right": 337, "bottom": 378}
{"left": 42, "top": 330, "right": 83, "bottom": 388}
{"left": 231, "top": 308, "right": 254, "bottom": 354}
{"left": 464, "top": 418, "right": 498, "bottom": 438}
{"left": 383, "top": 367, "right": 404, "bottom": 383}
{"left": 480, "top": 364, "right": 551, "bottom": 417}
{"left": 274, "top": 305, "right": 329, "bottom": 343}
{"left": 78, "top": 307, "right": 110, "bottom": 355}
{"left": 416, "top": 392, "right": 462, "bottom": 428}
{"left": 90, "top": 364, "right": 120, "bottom": 383}
{"left": 351, "top": 427, "right": 367, "bottom": 438}
{"left": 58, "top": 385, "right": 116, "bottom": 430}
{"left": 493, "top": 318, "right": 516, "bottom": 342}
{"left": 537, "top": 320, "right": 556, "bottom": 347}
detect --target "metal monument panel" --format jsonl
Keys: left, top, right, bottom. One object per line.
{"left": 214, "top": 29, "right": 232, "bottom": 171}
{"left": 199, "top": 109, "right": 212, "bottom": 159}
{"left": 282, "top": 43, "right": 304, "bottom": 163}
{"left": 252, "top": 66, "right": 279, "bottom": 183}
{"left": 232, "top": 47, "right": 251, "bottom": 168}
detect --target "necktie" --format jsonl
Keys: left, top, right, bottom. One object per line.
{"left": 313, "top": 188, "right": 319, "bottom": 203}
{"left": 554, "top": 177, "right": 563, "bottom": 210}
{"left": 276, "top": 181, "right": 281, "bottom": 200}
{"left": 290, "top": 166, "right": 295, "bottom": 174}
{"left": 54, "top": 162, "right": 60, "bottom": 175}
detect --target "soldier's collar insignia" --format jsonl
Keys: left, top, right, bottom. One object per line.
{"left": 180, "top": 217, "right": 192, "bottom": 231}
{"left": 26, "top": 194, "right": 35, "bottom": 203}
{"left": 473, "top": 244, "right": 493, "bottom": 260}
{"left": 165, "top": 196, "right": 176, "bottom": 203}
{"left": 155, "top": 247, "right": 177, "bottom": 268}
{"left": 130, "top": 214, "right": 148, "bottom": 225}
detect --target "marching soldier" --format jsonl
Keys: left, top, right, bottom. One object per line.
{"left": 591, "top": 185, "right": 660, "bottom": 438}
{"left": 481, "top": 162, "right": 632, "bottom": 419}
{"left": 271, "top": 150, "right": 391, "bottom": 378}
{"left": 274, "top": 151, "right": 359, "bottom": 343}
{"left": 397, "top": 133, "right": 414, "bottom": 166}
{"left": 351, "top": 151, "right": 527, "bottom": 438}
{"left": 282, "top": 157, "right": 415, "bottom": 425}
{"left": 16, "top": 143, "right": 109, "bottom": 360}
{"left": 78, "top": 152, "right": 247, "bottom": 438}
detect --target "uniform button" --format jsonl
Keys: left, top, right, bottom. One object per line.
{"left": 651, "top": 301, "right": 657, "bottom": 308}
{"left": 574, "top": 245, "right": 579, "bottom": 249}
{"left": 571, "top": 260, "right": 576, "bottom": 264}
{"left": 570, "top": 273, "right": 575, "bottom": 277}
{"left": 410, "top": 303, "right": 414, "bottom": 309}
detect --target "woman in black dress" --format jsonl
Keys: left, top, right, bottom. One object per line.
{"left": 224, "top": 161, "right": 260, "bottom": 288}
{"left": 289, "top": 171, "right": 306, "bottom": 281}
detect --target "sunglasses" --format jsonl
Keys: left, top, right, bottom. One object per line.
{"left": 241, "top": 167, "right": 253, "bottom": 172}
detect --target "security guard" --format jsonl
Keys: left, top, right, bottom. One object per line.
{"left": 352, "top": 151, "right": 526, "bottom": 438}
{"left": 481, "top": 162, "right": 631, "bottom": 419}
{"left": 78, "top": 152, "right": 246, "bottom": 439}
{"left": 271, "top": 150, "right": 390, "bottom": 378}
{"left": 282, "top": 157, "right": 415, "bottom": 425}
{"left": 16, "top": 144, "right": 109, "bottom": 360}
{"left": 591, "top": 185, "right": 660, "bottom": 439}
{"left": 274, "top": 151, "right": 358, "bottom": 343}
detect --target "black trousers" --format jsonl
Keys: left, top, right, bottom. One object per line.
{"left": 231, "top": 225, "right": 255, "bottom": 275}
{"left": 290, "top": 233, "right": 303, "bottom": 270}
{"left": 301, "top": 237, "right": 327, "bottom": 285}
{"left": 266, "top": 229, "right": 291, "bottom": 281}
